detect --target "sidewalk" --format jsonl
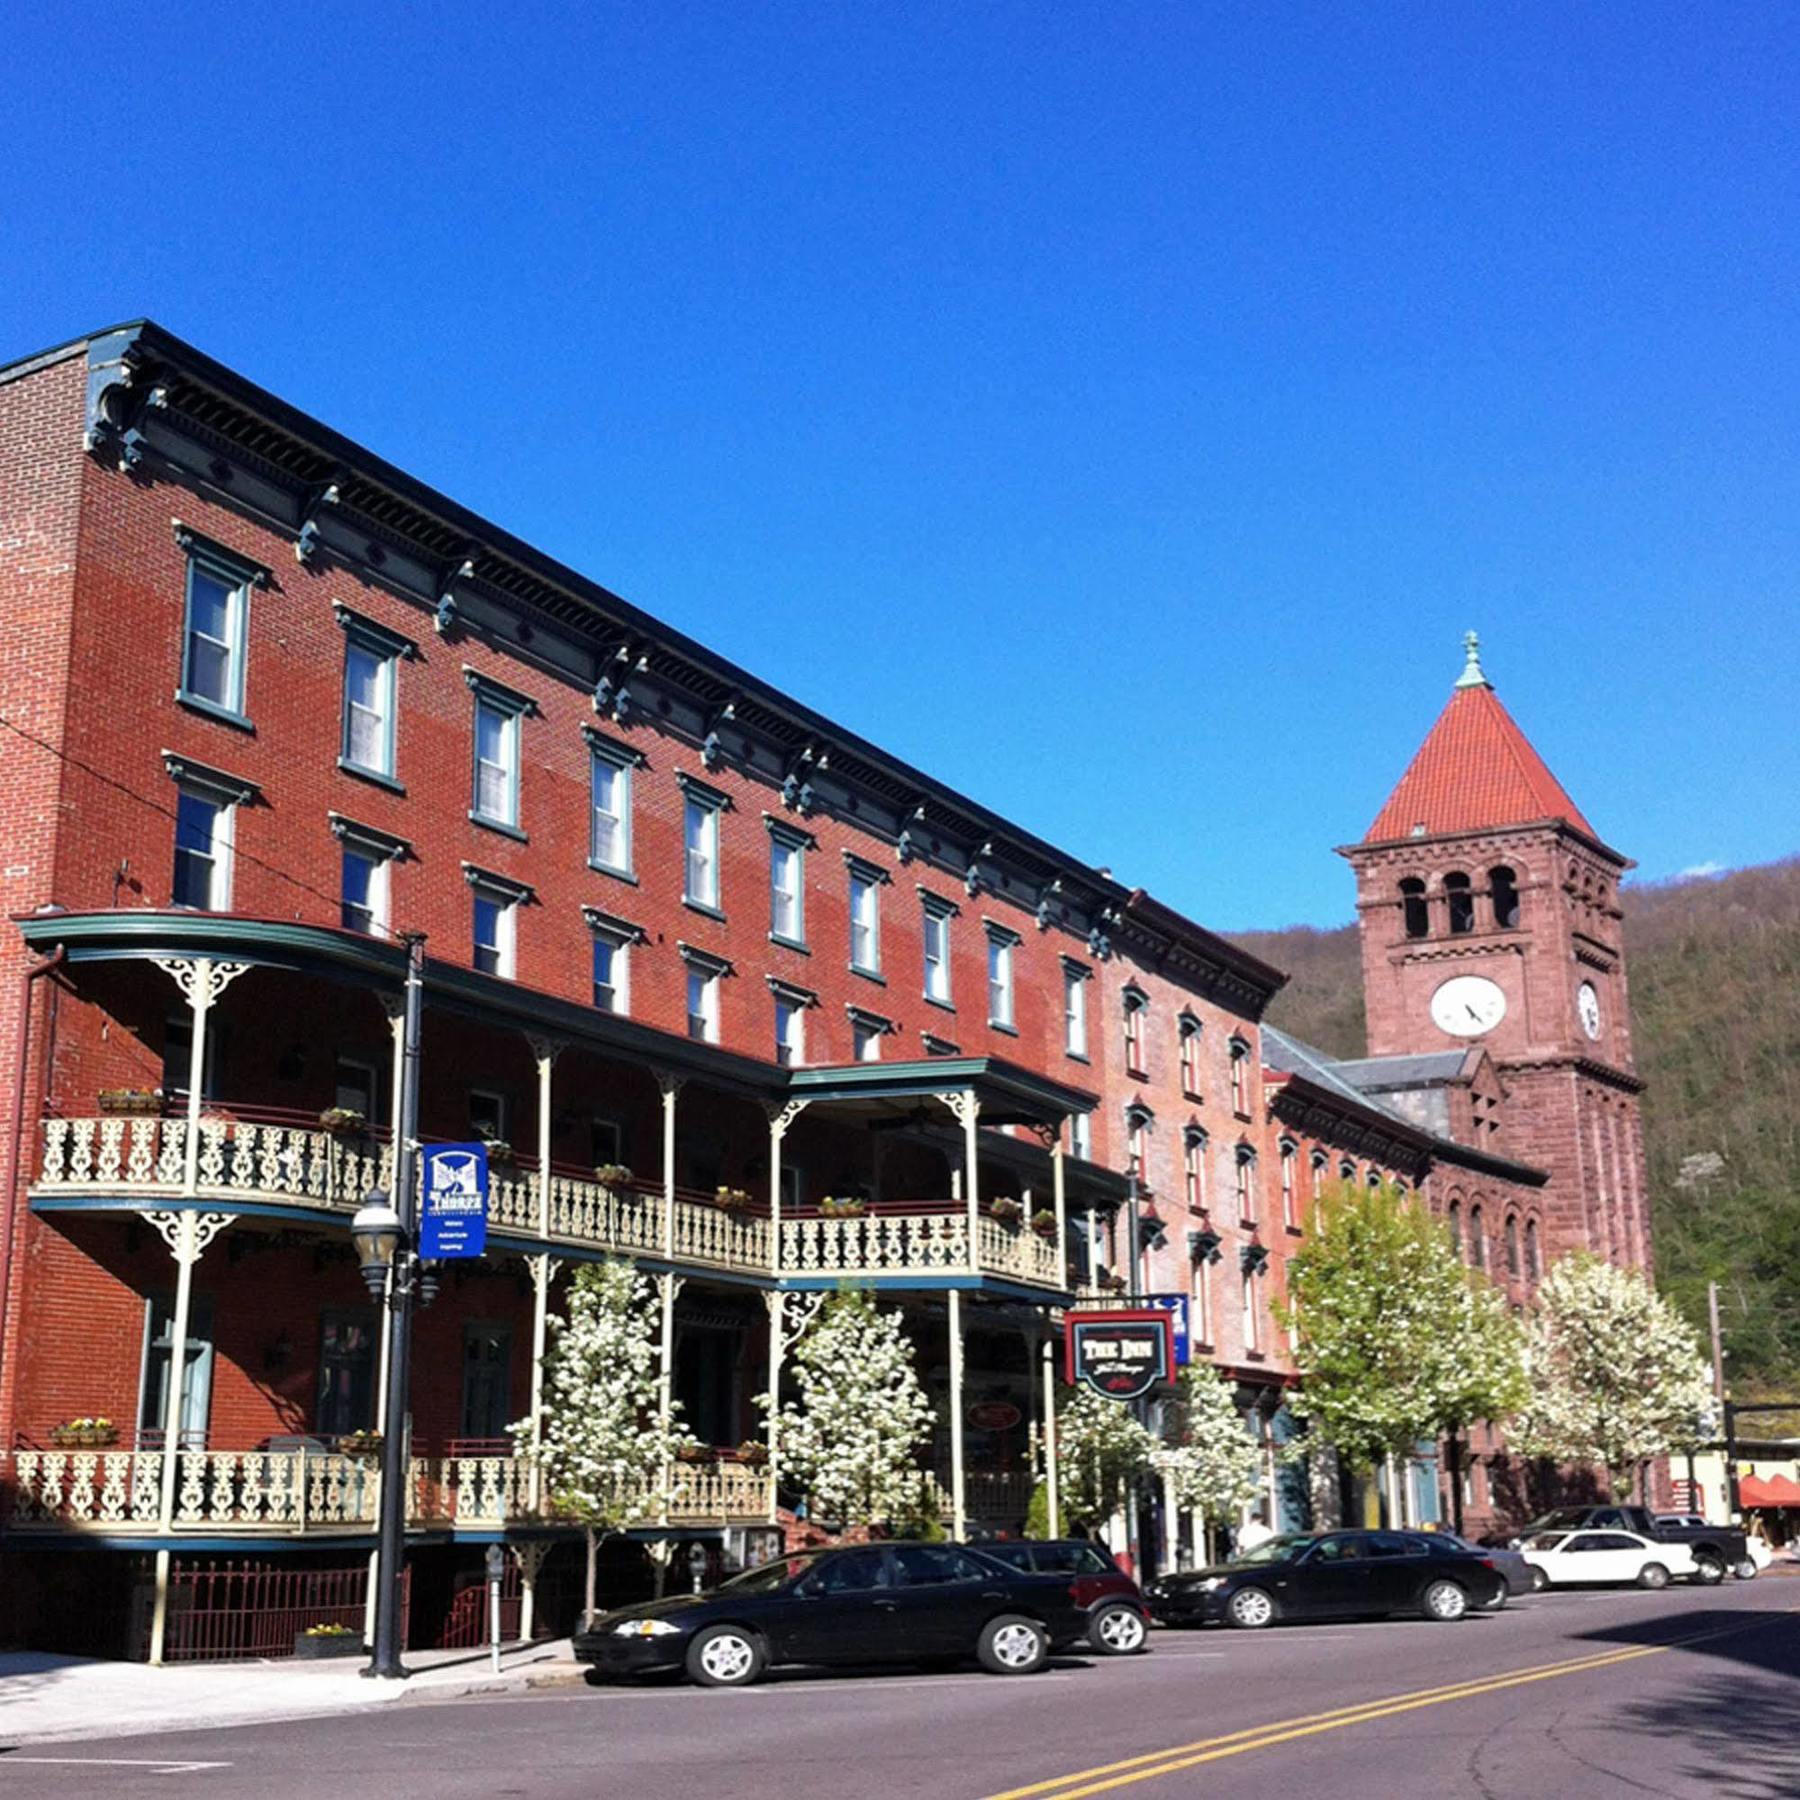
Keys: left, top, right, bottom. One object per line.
{"left": 0, "top": 1639, "right": 587, "bottom": 1748}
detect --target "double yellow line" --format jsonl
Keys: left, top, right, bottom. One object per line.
{"left": 986, "top": 1610, "right": 1794, "bottom": 1800}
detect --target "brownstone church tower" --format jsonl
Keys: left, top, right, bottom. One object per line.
{"left": 1340, "top": 634, "right": 1651, "bottom": 1272}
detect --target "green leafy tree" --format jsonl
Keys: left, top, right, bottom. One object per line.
{"left": 764, "top": 1289, "right": 936, "bottom": 1530}
{"left": 514, "top": 1259, "right": 692, "bottom": 1623}
{"left": 1277, "top": 1181, "right": 1527, "bottom": 1479}
{"left": 1054, "top": 1382, "right": 1160, "bottom": 1530}
{"left": 1512, "top": 1252, "right": 1714, "bottom": 1496}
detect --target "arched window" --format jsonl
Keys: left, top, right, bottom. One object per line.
{"left": 1525, "top": 1218, "right": 1541, "bottom": 1280}
{"left": 1310, "top": 1149, "right": 1328, "bottom": 1201}
{"left": 1504, "top": 1213, "right": 1521, "bottom": 1275}
{"left": 1366, "top": 1167, "right": 1381, "bottom": 1192}
{"left": 1339, "top": 1158, "right": 1356, "bottom": 1183}
{"left": 1122, "top": 987, "right": 1148, "bottom": 1078}
{"left": 1126, "top": 1104, "right": 1153, "bottom": 1181}
{"left": 1447, "top": 1200, "right": 1463, "bottom": 1254}
{"left": 1468, "top": 1203, "right": 1487, "bottom": 1270}
{"left": 1228, "top": 1037, "right": 1251, "bottom": 1115}
{"left": 1400, "top": 877, "right": 1429, "bottom": 939}
{"left": 1183, "top": 1127, "right": 1207, "bottom": 1212}
{"left": 1235, "top": 1145, "right": 1257, "bottom": 1224}
{"left": 1279, "top": 1139, "right": 1297, "bottom": 1228}
{"left": 1445, "top": 871, "right": 1475, "bottom": 934}
{"left": 1490, "top": 865, "right": 1520, "bottom": 930}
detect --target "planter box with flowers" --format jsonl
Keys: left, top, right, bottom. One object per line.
{"left": 593, "top": 1163, "right": 635, "bottom": 1188}
{"left": 675, "top": 1443, "right": 717, "bottom": 1467}
{"left": 336, "top": 1430, "right": 383, "bottom": 1459}
{"left": 988, "top": 1198, "right": 1024, "bottom": 1225}
{"left": 1096, "top": 1272, "right": 1128, "bottom": 1294}
{"left": 49, "top": 1417, "right": 119, "bottom": 1449}
{"left": 714, "top": 1186, "right": 754, "bottom": 1212}
{"left": 480, "top": 1140, "right": 515, "bottom": 1168}
{"left": 318, "top": 1107, "right": 367, "bottom": 1137}
{"left": 1031, "top": 1210, "right": 1058, "bottom": 1239}
{"left": 735, "top": 1439, "right": 768, "bottom": 1467}
{"left": 293, "top": 1623, "right": 362, "bottom": 1660}
{"left": 97, "top": 1088, "right": 162, "bottom": 1116}
{"left": 818, "top": 1195, "right": 866, "bottom": 1218}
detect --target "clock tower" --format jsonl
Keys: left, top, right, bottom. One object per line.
{"left": 1339, "top": 635, "right": 1650, "bottom": 1271}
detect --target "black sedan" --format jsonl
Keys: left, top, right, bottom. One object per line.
{"left": 574, "top": 1541, "right": 1092, "bottom": 1687}
{"left": 1144, "top": 1529, "right": 1507, "bottom": 1629}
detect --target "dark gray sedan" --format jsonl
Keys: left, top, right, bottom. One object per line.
{"left": 1435, "top": 1529, "right": 1532, "bottom": 1602}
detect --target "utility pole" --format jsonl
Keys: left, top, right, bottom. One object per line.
{"left": 1708, "top": 1281, "right": 1727, "bottom": 1402}
{"left": 1124, "top": 1165, "right": 1144, "bottom": 1577}
{"left": 367, "top": 934, "right": 425, "bottom": 1679}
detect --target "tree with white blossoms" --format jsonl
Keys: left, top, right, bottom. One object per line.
{"left": 1152, "top": 1362, "right": 1263, "bottom": 1526}
{"left": 1512, "top": 1252, "right": 1714, "bottom": 1499}
{"left": 766, "top": 1289, "right": 936, "bottom": 1530}
{"left": 514, "top": 1258, "right": 692, "bottom": 1624}
{"left": 1277, "top": 1181, "right": 1528, "bottom": 1485}
{"left": 1055, "top": 1381, "right": 1160, "bottom": 1531}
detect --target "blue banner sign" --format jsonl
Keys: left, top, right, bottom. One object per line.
{"left": 420, "top": 1143, "right": 489, "bottom": 1259}
{"left": 1145, "top": 1293, "right": 1192, "bottom": 1366}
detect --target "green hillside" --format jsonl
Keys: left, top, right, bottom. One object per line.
{"left": 1230, "top": 857, "right": 1800, "bottom": 1403}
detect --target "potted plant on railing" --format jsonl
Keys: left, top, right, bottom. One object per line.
{"left": 819, "top": 1194, "right": 866, "bottom": 1218}
{"left": 481, "top": 1139, "right": 515, "bottom": 1168}
{"left": 593, "top": 1162, "right": 634, "bottom": 1188}
{"left": 1096, "top": 1271, "right": 1128, "bottom": 1294}
{"left": 714, "top": 1185, "right": 754, "bottom": 1211}
{"left": 97, "top": 1087, "right": 161, "bottom": 1116}
{"left": 1030, "top": 1209, "right": 1058, "bottom": 1239}
{"left": 336, "top": 1429, "right": 383, "bottom": 1459}
{"left": 318, "top": 1107, "right": 367, "bottom": 1137}
{"left": 675, "top": 1442, "right": 717, "bottom": 1467}
{"left": 988, "top": 1197, "right": 1024, "bottom": 1225}
{"left": 49, "top": 1417, "right": 119, "bottom": 1449}
{"left": 293, "top": 1622, "right": 363, "bottom": 1660}
{"left": 735, "top": 1439, "right": 768, "bottom": 1468}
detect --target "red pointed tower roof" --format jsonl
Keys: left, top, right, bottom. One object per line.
{"left": 1365, "top": 634, "right": 1598, "bottom": 843}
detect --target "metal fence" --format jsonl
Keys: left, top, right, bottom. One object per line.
{"left": 148, "top": 1556, "right": 410, "bottom": 1662}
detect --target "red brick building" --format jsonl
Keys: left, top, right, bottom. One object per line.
{"left": 0, "top": 325, "right": 1649, "bottom": 1653}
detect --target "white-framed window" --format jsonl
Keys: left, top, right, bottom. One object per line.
{"left": 1311, "top": 1149, "right": 1328, "bottom": 1201}
{"left": 1193, "top": 1252, "right": 1213, "bottom": 1347}
{"left": 770, "top": 831, "right": 806, "bottom": 946}
{"left": 1242, "top": 1268, "right": 1260, "bottom": 1354}
{"left": 469, "top": 1089, "right": 508, "bottom": 1142}
{"left": 985, "top": 925, "right": 1017, "bottom": 1030}
{"left": 1184, "top": 1129, "right": 1207, "bottom": 1211}
{"left": 1123, "top": 988, "right": 1148, "bottom": 1077}
{"left": 1179, "top": 1014, "right": 1202, "bottom": 1096}
{"left": 589, "top": 743, "right": 635, "bottom": 876}
{"left": 849, "top": 1007, "right": 889, "bottom": 1064}
{"left": 1063, "top": 962, "right": 1089, "bottom": 1058}
{"left": 922, "top": 896, "right": 954, "bottom": 1005}
{"left": 1229, "top": 1037, "right": 1251, "bottom": 1115}
{"left": 1235, "top": 1144, "right": 1257, "bottom": 1223}
{"left": 471, "top": 883, "right": 517, "bottom": 979}
{"left": 172, "top": 786, "right": 234, "bottom": 910}
{"left": 682, "top": 946, "right": 728, "bottom": 1043}
{"left": 179, "top": 540, "right": 255, "bottom": 723}
{"left": 471, "top": 694, "right": 522, "bottom": 829}
{"left": 775, "top": 996, "right": 805, "bottom": 1066}
{"left": 1279, "top": 1140, "right": 1297, "bottom": 1229}
{"left": 1070, "top": 1111, "right": 1092, "bottom": 1161}
{"left": 1126, "top": 1106, "right": 1151, "bottom": 1182}
{"left": 590, "top": 927, "right": 632, "bottom": 1015}
{"left": 684, "top": 795, "right": 722, "bottom": 910}
{"left": 340, "top": 844, "right": 388, "bottom": 936}
{"left": 342, "top": 640, "right": 396, "bottom": 777}
{"left": 848, "top": 865, "right": 882, "bottom": 974}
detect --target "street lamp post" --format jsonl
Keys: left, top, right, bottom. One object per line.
{"left": 356, "top": 932, "right": 426, "bottom": 1680}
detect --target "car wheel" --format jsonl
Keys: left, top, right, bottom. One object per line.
{"left": 1637, "top": 1562, "right": 1671, "bottom": 1591}
{"left": 1480, "top": 1586, "right": 1507, "bottom": 1612}
{"left": 1422, "top": 1579, "right": 1469, "bottom": 1622}
{"left": 1733, "top": 1558, "right": 1759, "bottom": 1582}
{"left": 1692, "top": 1555, "right": 1725, "bottom": 1586}
{"left": 1529, "top": 1566, "right": 1549, "bottom": 1592}
{"left": 978, "top": 1615, "right": 1050, "bottom": 1675}
{"left": 686, "top": 1626, "right": 765, "bottom": 1688}
{"left": 1089, "top": 1603, "right": 1149, "bottom": 1655}
{"left": 1226, "top": 1587, "right": 1276, "bottom": 1630}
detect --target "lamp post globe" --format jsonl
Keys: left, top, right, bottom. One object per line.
{"left": 351, "top": 1195, "right": 403, "bottom": 1299}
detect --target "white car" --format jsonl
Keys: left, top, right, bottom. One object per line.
{"left": 1521, "top": 1528, "right": 1698, "bottom": 1591}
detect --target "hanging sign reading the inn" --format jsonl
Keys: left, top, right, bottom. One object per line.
{"left": 1064, "top": 1310, "right": 1174, "bottom": 1402}
{"left": 420, "top": 1144, "right": 490, "bottom": 1259}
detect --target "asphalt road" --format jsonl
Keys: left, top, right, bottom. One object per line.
{"left": 5, "top": 1579, "right": 1797, "bottom": 1798}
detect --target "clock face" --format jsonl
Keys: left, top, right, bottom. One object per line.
{"left": 1577, "top": 981, "right": 1602, "bottom": 1040}
{"left": 1429, "top": 974, "right": 1508, "bottom": 1038}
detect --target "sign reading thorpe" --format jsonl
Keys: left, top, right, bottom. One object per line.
{"left": 420, "top": 1143, "right": 490, "bottom": 1259}
{"left": 1063, "top": 1309, "right": 1174, "bottom": 1402}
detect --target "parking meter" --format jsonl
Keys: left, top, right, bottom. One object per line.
{"left": 688, "top": 1541, "right": 709, "bottom": 1594}
{"left": 485, "top": 1543, "right": 506, "bottom": 1671}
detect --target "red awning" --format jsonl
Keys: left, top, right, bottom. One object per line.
{"left": 1739, "top": 1474, "right": 1800, "bottom": 1508}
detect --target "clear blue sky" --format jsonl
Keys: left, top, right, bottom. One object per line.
{"left": 5, "top": 4, "right": 1795, "bottom": 927}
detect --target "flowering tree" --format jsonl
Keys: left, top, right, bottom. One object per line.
{"left": 1512, "top": 1252, "right": 1713, "bottom": 1497}
{"left": 766, "top": 1289, "right": 936, "bottom": 1530}
{"left": 1277, "top": 1182, "right": 1528, "bottom": 1479}
{"left": 515, "top": 1259, "right": 692, "bottom": 1623}
{"left": 1153, "top": 1363, "right": 1262, "bottom": 1522}
{"left": 1055, "top": 1381, "right": 1160, "bottom": 1530}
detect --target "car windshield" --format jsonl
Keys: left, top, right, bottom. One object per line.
{"left": 1234, "top": 1534, "right": 1315, "bottom": 1566}
{"left": 717, "top": 1551, "right": 828, "bottom": 1594}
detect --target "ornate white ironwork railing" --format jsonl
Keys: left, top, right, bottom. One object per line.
{"left": 33, "top": 1120, "right": 1065, "bottom": 1291}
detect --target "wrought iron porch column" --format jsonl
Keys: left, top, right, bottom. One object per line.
{"left": 766, "top": 1098, "right": 808, "bottom": 1279}
{"left": 933, "top": 1087, "right": 980, "bottom": 1273}
{"left": 525, "top": 1038, "right": 563, "bottom": 1521}
{"left": 655, "top": 1072, "right": 684, "bottom": 1522}
{"left": 1041, "top": 1334, "right": 1061, "bottom": 1538}
{"left": 1051, "top": 1125, "right": 1068, "bottom": 1268}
